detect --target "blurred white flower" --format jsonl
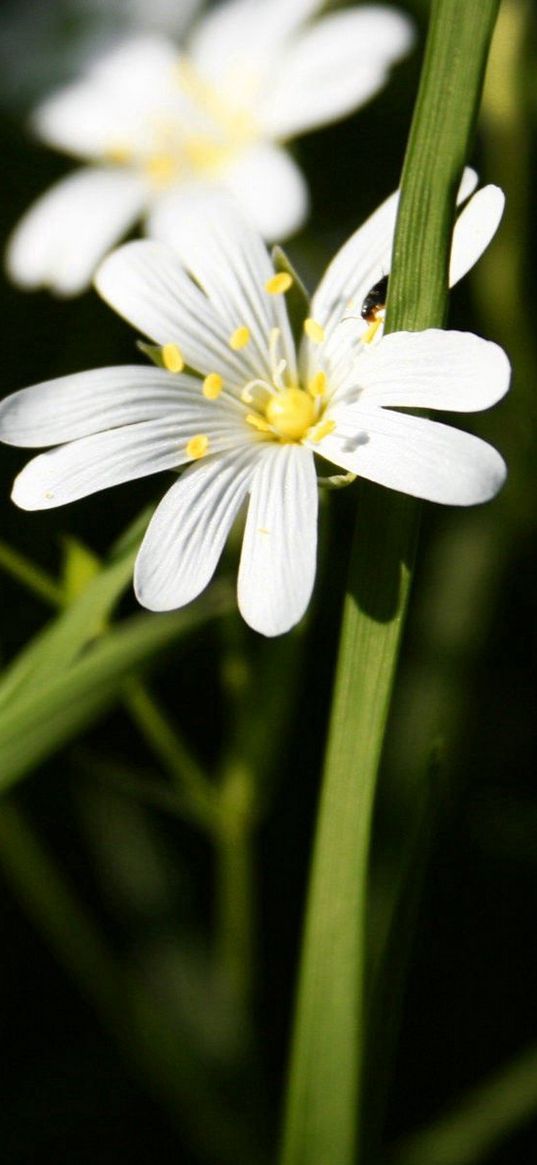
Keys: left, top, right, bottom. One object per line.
{"left": 0, "top": 184, "right": 509, "bottom": 636}
{"left": 5, "top": 0, "right": 413, "bottom": 295}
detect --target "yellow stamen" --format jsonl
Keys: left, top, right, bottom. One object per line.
{"left": 186, "top": 434, "right": 209, "bottom": 459}
{"left": 104, "top": 143, "right": 132, "bottom": 165}
{"left": 265, "top": 272, "right": 293, "bottom": 295}
{"left": 246, "top": 413, "right": 272, "bottom": 433}
{"left": 307, "top": 419, "right": 336, "bottom": 444}
{"left": 145, "top": 154, "right": 178, "bottom": 186}
{"left": 229, "top": 326, "right": 251, "bottom": 351}
{"left": 304, "top": 318, "right": 325, "bottom": 344}
{"left": 265, "top": 388, "right": 316, "bottom": 441}
{"left": 362, "top": 318, "right": 383, "bottom": 345}
{"left": 308, "top": 371, "right": 327, "bottom": 398}
{"left": 162, "top": 343, "right": 185, "bottom": 373}
{"left": 203, "top": 373, "right": 223, "bottom": 400}
{"left": 183, "top": 136, "right": 227, "bottom": 172}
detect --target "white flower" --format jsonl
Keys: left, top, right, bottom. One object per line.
{"left": 5, "top": 0, "right": 413, "bottom": 295}
{"left": 0, "top": 182, "right": 509, "bottom": 637}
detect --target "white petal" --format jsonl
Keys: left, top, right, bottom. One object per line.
{"left": 134, "top": 445, "right": 259, "bottom": 611}
{"left": 95, "top": 238, "right": 261, "bottom": 388}
{"left": 309, "top": 189, "right": 397, "bottom": 346}
{"left": 6, "top": 168, "right": 145, "bottom": 295}
{"left": 339, "top": 330, "right": 510, "bottom": 412}
{"left": 238, "top": 443, "right": 317, "bottom": 636}
{"left": 188, "top": 0, "right": 323, "bottom": 101}
{"left": 10, "top": 409, "right": 247, "bottom": 510}
{"left": 449, "top": 185, "right": 505, "bottom": 287}
{"left": 259, "top": 7, "right": 414, "bottom": 139}
{"left": 0, "top": 366, "right": 241, "bottom": 446}
{"left": 11, "top": 418, "right": 182, "bottom": 509}
{"left": 147, "top": 190, "right": 297, "bottom": 379}
{"left": 33, "top": 35, "right": 181, "bottom": 158}
{"left": 306, "top": 168, "right": 490, "bottom": 381}
{"left": 317, "top": 408, "right": 507, "bottom": 506}
{"left": 223, "top": 143, "right": 309, "bottom": 240}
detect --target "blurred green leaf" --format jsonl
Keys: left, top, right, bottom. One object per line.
{"left": 0, "top": 508, "right": 154, "bottom": 710}
{"left": 0, "top": 537, "right": 137, "bottom": 710}
{"left": 390, "top": 1044, "right": 537, "bottom": 1165}
{"left": 61, "top": 535, "right": 101, "bottom": 601}
{"left": 0, "top": 583, "right": 232, "bottom": 792}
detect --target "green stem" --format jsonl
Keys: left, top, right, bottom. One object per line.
{"left": 280, "top": 3, "right": 501, "bottom": 1164}
{"left": 0, "top": 539, "right": 64, "bottom": 607}
{"left": 0, "top": 801, "right": 125, "bottom": 1023}
{"left": 123, "top": 677, "right": 218, "bottom": 831}
{"left": 214, "top": 759, "right": 256, "bottom": 1013}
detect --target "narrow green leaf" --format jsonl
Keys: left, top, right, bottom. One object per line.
{"left": 0, "top": 509, "right": 153, "bottom": 710}
{"left": 391, "top": 1045, "right": 537, "bottom": 1165}
{"left": 0, "top": 539, "right": 64, "bottom": 607}
{"left": 0, "top": 583, "right": 232, "bottom": 791}
{"left": 0, "top": 540, "right": 136, "bottom": 709}
{"left": 61, "top": 536, "right": 101, "bottom": 601}
{"left": 280, "top": 3, "right": 501, "bottom": 1164}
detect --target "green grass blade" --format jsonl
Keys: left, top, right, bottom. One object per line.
{"left": 280, "top": 3, "right": 501, "bottom": 1163}
{"left": 0, "top": 510, "right": 152, "bottom": 710}
{"left": 390, "top": 1044, "right": 537, "bottom": 1165}
{"left": 0, "top": 583, "right": 232, "bottom": 791}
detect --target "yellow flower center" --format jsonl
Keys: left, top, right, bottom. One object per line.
{"left": 107, "top": 60, "right": 259, "bottom": 188}
{"left": 265, "top": 388, "right": 316, "bottom": 441}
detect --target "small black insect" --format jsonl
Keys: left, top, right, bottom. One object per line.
{"left": 360, "top": 274, "right": 389, "bottom": 323}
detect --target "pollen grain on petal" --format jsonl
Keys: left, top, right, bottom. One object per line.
{"left": 304, "top": 318, "right": 325, "bottom": 344}
{"left": 203, "top": 372, "right": 224, "bottom": 399}
{"left": 186, "top": 434, "right": 209, "bottom": 459}
{"left": 229, "top": 325, "right": 251, "bottom": 350}
{"left": 265, "top": 272, "right": 293, "bottom": 295}
{"left": 162, "top": 343, "right": 185, "bottom": 372}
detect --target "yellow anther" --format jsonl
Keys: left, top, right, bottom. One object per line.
{"left": 265, "top": 272, "right": 293, "bottom": 295}
{"left": 246, "top": 414, "right": 272, "bottom": 433}
{"left": 104, "top": 143, "right": 132, "bottom": 165}
{"left": 162, "top": 343, "right": 185, "bottom": 373}
{"left": 304, "top": 318, "right": 326, "bottom": 344}
{"left": 265, "top": 388, "right": 315, "bottom": 441}
{"left": 229, "top": 326, "right": 251, "bottom": 351}
{"left": 308, "top": 371, "right": 327, "bottom": 398}
{"left": 203, "top": 373, "right": 223, "bottom": 400}
{"left": 184, "top": 136, "right": 227, "bottom": 172}
{"left": 362, "top": 318, "right": 383, "bottom": 345}
{"left": 145, "top": 154, "right": 178, "bottom": 186}
{"left": 307, "top": 419, "right": 336, "bottom": 444}
{"left": 186, "top": 434, "right": 209, "bottom": 459}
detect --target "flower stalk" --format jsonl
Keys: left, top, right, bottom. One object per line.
{"left": 280, "top": 2, "right": 502, "bottom": 1164}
